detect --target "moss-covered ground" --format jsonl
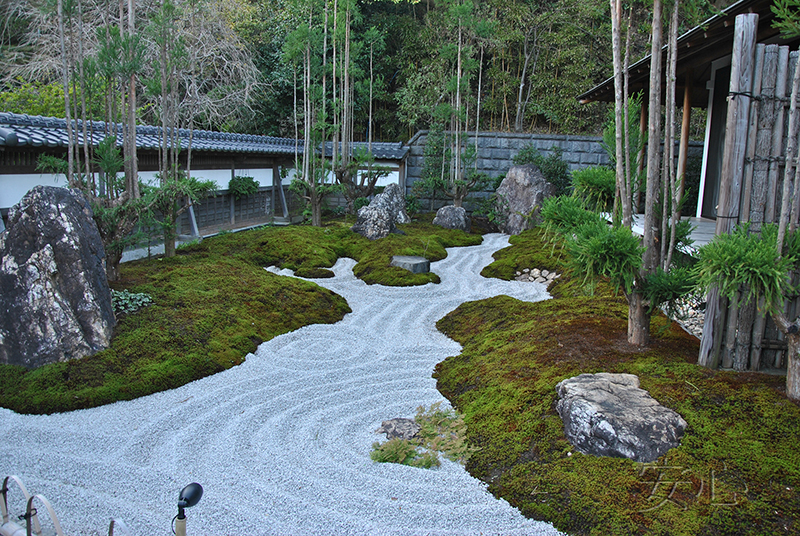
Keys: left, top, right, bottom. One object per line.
{"left": 435, "top": 228, "right": 800, "bottom": 535}
{"left": 0, "top": 216, "right": 479, "bottom": 414}
{"left": 3, "top": 217, "right": 798, "bottom": 535}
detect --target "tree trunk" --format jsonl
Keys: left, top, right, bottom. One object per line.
{"left": 628, "top": 293, "right": 651, "bottom": 347}
{"left": 106, "top": 250, "right": 123, "bottom": 282}
{"left": 163, "top": 203, "right": 177, "bottom": 258}
{"left": 310, "top": 190, "right": 323, "bottom": 227}
{"left": 787, "top": 332, "right": 800, "bottom": 401}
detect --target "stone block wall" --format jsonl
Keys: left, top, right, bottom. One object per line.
{"left": 405, "top": 131, "right": 613, "bottom": 191}
{"left": 405, "top": 130, "right": 703, "bottom": 197}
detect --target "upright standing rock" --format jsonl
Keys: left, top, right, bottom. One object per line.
{"left": 351, "top": 183, "right": 411, "bottom": 240}
{"left": 495, "top": 164, "right": 557, "bottom": 235}
{"left": 0, "top": 186, "right": 116, "bottom": 368}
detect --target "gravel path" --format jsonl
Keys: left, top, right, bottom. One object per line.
{"left": 0, "top": 233, "right": 564, "bottom": 536}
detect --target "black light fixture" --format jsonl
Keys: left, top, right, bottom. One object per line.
{"left": 173, "top": 483, "right": 203, "bottom": 536}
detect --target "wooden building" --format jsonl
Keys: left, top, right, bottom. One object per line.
{"left": 578, "top": 0, "right": 800, "bottom": 372}
{"left": 0, "top": 112, "right": 302, "bottom": 230}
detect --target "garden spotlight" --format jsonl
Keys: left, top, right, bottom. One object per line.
{"left": 173, "top": 483, "right": 202, "bottom": 536}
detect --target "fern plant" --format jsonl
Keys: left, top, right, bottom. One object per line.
{"left": 228, "top": 176, "right": 259, "bottom": 199}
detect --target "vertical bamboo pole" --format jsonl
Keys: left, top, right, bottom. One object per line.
{"left": 740, "top": 44, "right": 765, "bottom": 224}
{"left": 731, "top": 46, "right": 765, "bottom": 371}
{"left": 699, "top": 13, "right": 759, "bottom": 369}
{"left": 749, "top": 46, "right": 781, "bottom": 370}
{"left": 765, "top": 47, "right": 791, "bottom": 224}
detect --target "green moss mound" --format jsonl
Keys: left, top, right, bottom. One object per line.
{"left": 435, "top": 229, "right": 800, "bottom": 535}
{"left": 0, "top": 216, "right": 482, "bottom": 414}
{"left": 0, "top": 253, "right": 351, "bottom": 414}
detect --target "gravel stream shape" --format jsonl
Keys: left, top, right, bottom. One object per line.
{"left": 0, "top": 233, "right": 564, "bottom": 536}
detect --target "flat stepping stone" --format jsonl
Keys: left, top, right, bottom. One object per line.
{"left": 391, "top": 255, "right": 430, "bottom": 273}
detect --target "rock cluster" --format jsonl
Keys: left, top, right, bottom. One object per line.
{"left": 0, "top": 186, "right": 116, "bottom": 368}
{"left": 515, "top": 267, "right": 560, "bottom": 287}
{"left": 351, "top": 183, "right": 411, "bottom": 240}
{"left": 555, "top": 373, "right": 687, "bottom": 463}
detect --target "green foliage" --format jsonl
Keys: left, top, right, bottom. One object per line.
{"left": 471, "top": 193, "right": 506, "bottom": 227}
{"left": 643, "top": 265, "right": 698, "bottom": 315}
{"left": 772, "top": 0, "right": 800, "bottom": 38}
{"left": 512, "top": 145, "right": 571, "bottom": 196}
{"left": 540, "top": 195, "right": 606, "bottom": 236}
{"left": 695, "top": 224, "right": 797, "bottom": 316}
{"left": 414, "top": 402, "right": 477, "bottom": 464}
{"left": 370, "top": 402, "right": 475, "bottom": 469}
{"left": 602, "top": 92, "right": 647, "bottom": 210}
{"left": 566, "top": 220, "right": 644, "bottom": 296}
{"left": 511, "top": 143, "right": 541, "bottom": 166}
{"left": 434, "top": 232, "right": 800, "bottom": 535}
{"left": 354, "top": 197, "right": 370, "bottom": 212}
{"left": 0, "top": 79, "right": 104, "bottom": 119}
{"left": 228, "top": 175, "right": 259, "bottom": 199}
{"left": 571, "top": 166, "right": 616, "bottom": 211}
{"left": 36, "top": 154, "right": 69, "bottom": 177}
{"left": 144, "top": 171, "right": 217, "bottom": 256}
{"left": 370, "top": 439, "right": 440, "bottom": 469}
{"left": 405, "top": 195, "right": 420, "bottom": 216}
{"left": 110, "top": 289, "right": 153, "bottom": 315}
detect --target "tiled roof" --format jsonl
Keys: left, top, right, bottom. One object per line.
{"left": 322, "top": 141, "right": 409, "bottom": 161}
{"left": 0, "top": 112, "right": 303, "bottom": 155}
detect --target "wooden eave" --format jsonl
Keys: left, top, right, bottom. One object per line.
{"left": 577, "top": 0, "right": 800, "bottom": 108}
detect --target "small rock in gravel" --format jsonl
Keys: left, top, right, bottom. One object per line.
{"left": 376, "top": 418, "right": 420, "bottom": 440}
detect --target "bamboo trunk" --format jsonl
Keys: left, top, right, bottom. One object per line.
{"left": 700, "top": 14, "right": 758, "bottom": 367}
{"left": 766, "top": 47, "right": 791, "bottom": 223}
{"left": 750, "top": 46, "right": 780, "bottom": 231}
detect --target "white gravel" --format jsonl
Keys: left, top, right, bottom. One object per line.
{"left": 0, "top": 233, "right": 565, "bottom": 536}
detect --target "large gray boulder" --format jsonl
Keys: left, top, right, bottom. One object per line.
{"left": 555, "top": 373, "right": 687, "bottom": 463}
{"left": 0, "top": 186, "right": 116, "bottom": 369}
{"left": 495, "top": 164, "right": 557, "bottom": 235}
{"left": 351, "top": 183, "right": 410, "bottom": 240}
{"left": 432, "top": 205, "right": 470, "bottom": 233}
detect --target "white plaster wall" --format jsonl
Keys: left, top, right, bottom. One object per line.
{"left": 1, "top": 168, "right": 281, "bottom": 210}
{"left": 0, "top": 164, "right": 400, "bottom": 210}
{"left": 138, "top": 168, "right": 275, "bottom": 190}
{"left": 1, "top": 173, "right": 68, "bottom": 210}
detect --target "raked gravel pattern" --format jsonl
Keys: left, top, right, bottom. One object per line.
{"left": 0, "top": 233, "right": 565, "bottom": 536}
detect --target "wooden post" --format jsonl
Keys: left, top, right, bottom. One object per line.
{"left": 699, "top": 13, "right": 759, "bottom": 369}
{"left": 677, "top": 70, "right": 693, "bottom": 203}
{"left": 750, "top": 45, "right": 780, "bottom": 231}
{"left": 230, "top": 164, "right": 236, "bottom": 225}
{"left": 765, "top": 47, "right": 791, "bottom": 224}
{"left": 740, "top": 44, "right": 765, "bottom": 225}
{"left": 271, "top": 161, "right": 278, "bottom": 220}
